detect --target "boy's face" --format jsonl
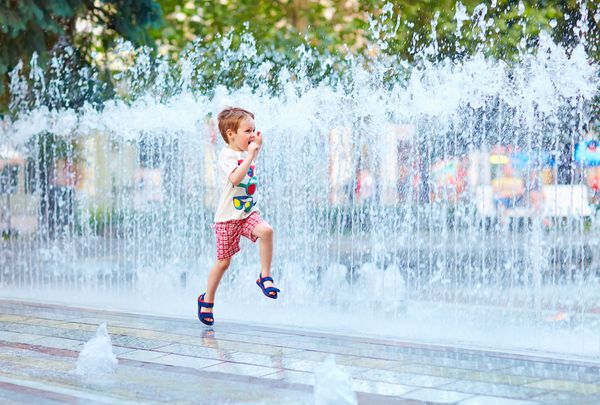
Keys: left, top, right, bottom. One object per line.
{"left": 227, "top": 117, "right": 256, "bottom": 152}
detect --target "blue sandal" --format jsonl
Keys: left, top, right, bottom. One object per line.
{"left": 256, "top": 275, "right": 280, "bottom": 299}
{"left": 197, "top": 293, "right": 214, "bottom": 325}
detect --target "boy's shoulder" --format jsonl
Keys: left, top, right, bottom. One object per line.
{"left": 218, "top": 147, "right": 247, "bottom": 167}
{"left": 219, "top": 146, "right": 246, "bottom": 159}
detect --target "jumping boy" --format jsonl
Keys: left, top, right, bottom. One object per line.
{"left": 198, "top": 107, "right": 280, "bottom": 326}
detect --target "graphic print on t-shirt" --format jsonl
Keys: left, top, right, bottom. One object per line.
{"left": 233, "top": 159, "right": 258, "bottom": 212}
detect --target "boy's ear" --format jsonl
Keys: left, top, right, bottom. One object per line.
{"left": 225, "top": 128, "right": 234, "bottom": 139}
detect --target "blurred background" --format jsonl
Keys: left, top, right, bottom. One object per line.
{"left": 1, "top": 1, "right": 600, "bottom": 355}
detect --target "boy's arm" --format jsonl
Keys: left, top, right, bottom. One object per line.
{"left": 228, "top": 142, "right": 260, "bottom": 186}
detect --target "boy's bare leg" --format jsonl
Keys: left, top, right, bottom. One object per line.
{"left": 201, "top": 258, "right": 231, "bottom": 319}
{"left": 252, "top": 222, "right": 275, "bottom": 294}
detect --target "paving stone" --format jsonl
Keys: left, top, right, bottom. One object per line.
{"left": 110, "top": 335, "right": 171, "bottom": 350}
{"left": 342, "top": 357, "right": 413, "bottom": 370}
{"left": 155, "top": 342, "right": 233, "bottom": 360}
{"left": 55, "top": 322, "right": 100, "bottom": 332}
{"left": 0, "top": 314, "right": 27, "bottom": 323}
{"left": 109, "top": 346, "right": 136, "bottom": 356}
{"left": 263, "top": 369, "right": 315, "bottom": 384}
{"left": 116, "top": 349, "right": 166, "bottom": 362}
{"left": 458, "top": 395, "right": 540, "bottom": 404}
{"left": 30, "top": 336, "right": 83, "bottom": 351}
{"left": 206, "top": 330, "right": 283, "bottom": 345}
{"left": 21, "top": 318, "right": 75, "bottom": 328}
{"left": 0, "top": 351, "right": 74, "bottom": 372}
{"left": 442, "top": 380, "right": 548, "bottom": 399}
{"left": 0, "top": 330, "right": 46, "bottom": 344}
{"left": 109, "top": 326, "right": 190, "bottom": 343}
{"left": 525, "top": 378, "right": 600, "bottom": 395}
{"left": 351, "top": 379, "right": 416, "bottom": 397}
{"left": 359, "top": 368, "right": 455, "bottom": 388}
{"left": 284, "top": 349, "right": 359, "bottom": 363}
{"left": 504, "top": 359, "right": 600, "bottom": 375}
{"left": 410, "top": 355, "right": 511, "bottom": 371}
{"left": 396, "top": 364, "right": 540, "bottom": 385}
{"left": 211, "top": 339, "right": 301, "bottom": 356}
{"left": 1, "top": 299, "right": 600, "bottom": 405}
{"left": 401, "top": 387, "right": 473, "bottom": 403}
{"left": 531, "top": 390, "right": 600, "bottom": 404}
{"left": 201, "top": 361, "right": 280, "bottom": 377}
{"left": 503, "top": 365, "right": 600, "bottom": 383}
{"left": 149, "top": 353, "right": 222, "bottom": 369}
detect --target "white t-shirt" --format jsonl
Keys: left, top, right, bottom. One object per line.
{"left": 214, "top": 147, "right": 259, "bottom": 222}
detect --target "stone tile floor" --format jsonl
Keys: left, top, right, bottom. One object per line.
{"left": 0, "top": 299, "right": 599, "bottom": 404}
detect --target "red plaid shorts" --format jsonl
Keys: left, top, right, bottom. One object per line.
{"left": 214, "top": 212, "right": 263, "bottom": 260}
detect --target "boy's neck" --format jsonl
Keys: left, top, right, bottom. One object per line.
{"left": 227, "top": 144, "right": 245, "bottom": 152}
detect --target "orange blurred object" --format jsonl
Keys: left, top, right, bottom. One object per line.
{"left": 586, "top": 167, "right": 600, "bottom": 191}
{"left": 547, "top": 312, "right": 568, "bottom": 322}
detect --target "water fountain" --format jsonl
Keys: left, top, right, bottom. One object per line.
{"left": 1, "top": 3, "right": 599, "bottom": 358}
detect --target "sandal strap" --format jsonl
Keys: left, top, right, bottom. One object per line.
{"left": 264, "top": 287, "right": 280, "bottom": 293}
{"left": 259, "top": 276, "right": 274, "bottom": 283}
{"left": 198, "top": 294, "right": 214, "bottom": 308}
{"left": 199, "top": 312, "right": 213, "bottom": 319}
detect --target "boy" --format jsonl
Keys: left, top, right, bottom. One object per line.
{"left": 198, "top": 107, "right": 280, "bottom": 326}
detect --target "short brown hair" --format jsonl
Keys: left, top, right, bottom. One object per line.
{"left": 217, "top": 107, "right": 255, "bottom": 144}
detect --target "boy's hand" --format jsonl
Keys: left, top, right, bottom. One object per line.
{"left": 254, "top": 131, "right": 262, "bottom": 146}
{"left": 248, "top": 141, "right": 260, "bottom": 156}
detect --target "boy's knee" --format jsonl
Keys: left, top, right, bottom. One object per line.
{"left": 262, "top": 224, "right": 273, "bottom": 239}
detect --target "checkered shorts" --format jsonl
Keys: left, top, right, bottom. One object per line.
{"left": 214, "top": 212, "right": 263, "bottom": 260}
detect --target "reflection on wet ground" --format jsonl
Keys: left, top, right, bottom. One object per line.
{"left": 0, "top": 299, "right": 598, "bottom": 404}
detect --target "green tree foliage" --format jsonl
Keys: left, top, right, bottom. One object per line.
{"left": 1, "top": 0, "right": 598, "bottom": 110}
{"left": 384, "top": 0, "right": 599, "bottom": 62}
{"left": 0, "top": 0, "right": 163, "bottom": 103}
{"left": 152, "top": 0, "right": 599, "bottom": 63}
{"left": 151, "top": 0, "right": 375, "bottom": 58}
{"left": 143, "top": 0, "right": 598, "bottom": 120}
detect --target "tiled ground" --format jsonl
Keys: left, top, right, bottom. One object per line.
{"left": 0, "top": 300, "right": 599, "bottom": 404}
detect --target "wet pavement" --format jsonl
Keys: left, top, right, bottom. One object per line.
{"left": 0, "top": 299, "right": 599, "bottom": 404}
